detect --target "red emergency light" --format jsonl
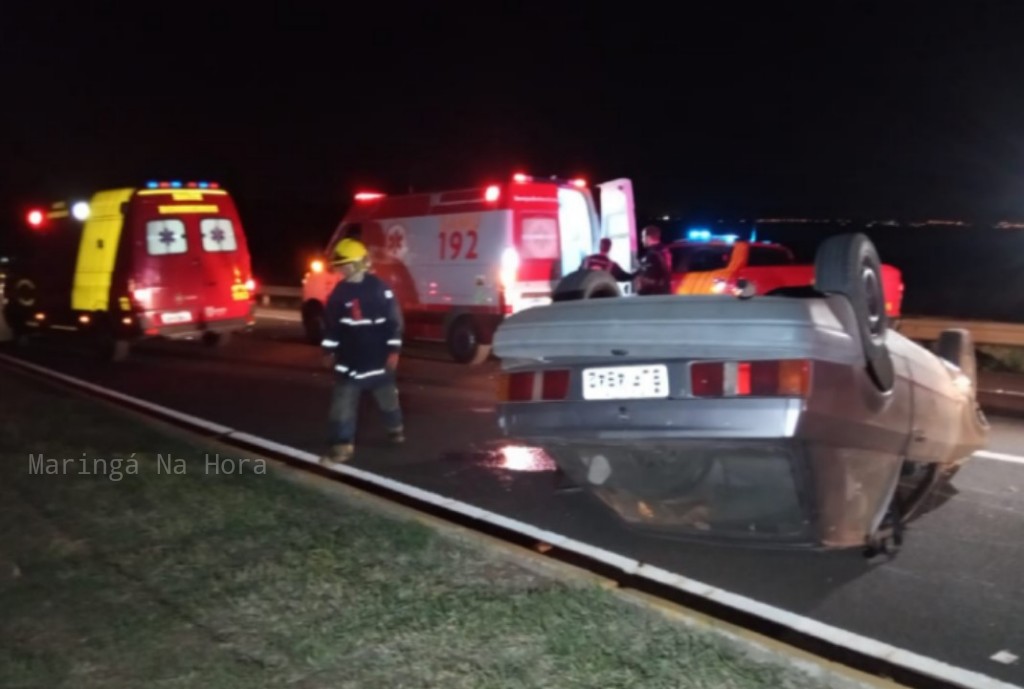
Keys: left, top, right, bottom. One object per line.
{"left": 570, "top": 178, "right": 587, "bottom": 188}
{"left": 26, "top": 209, "right": 44, "bottom": 227}
{"left": 354, "top": 191, "right": 386, "bottom": 202}
{"left": 513, "top": 172, "right": 532, "bottom": 183}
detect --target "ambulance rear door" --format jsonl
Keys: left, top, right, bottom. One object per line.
{"left": 596, "top": 178, "right": 637, "bottom": 277}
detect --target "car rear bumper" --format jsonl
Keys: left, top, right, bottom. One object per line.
{"left": 499, "top": 397, "right": 805, "bottom": 440}
{"left": 140, "top": 311, "right": 254, "bottom": 339}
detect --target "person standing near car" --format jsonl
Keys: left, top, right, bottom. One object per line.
{"left": 635, "top": 225, "right": 673, "bottom": 295}
{"left": 580, "top": 237, "right": 633, "bottom": 282}
{"left": 320, "top": 238, "right": 404, "bottom": 466}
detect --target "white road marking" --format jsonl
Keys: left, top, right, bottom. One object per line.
{"left": 975, "top": 450, "right": 1024, "bottom": 466}
{"left": 992, "top": 651, "right": 1019, "bottom": 665}
{"left": 256, "top": 310, "right": 301, "bottom": 323}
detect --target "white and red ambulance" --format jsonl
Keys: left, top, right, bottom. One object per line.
{"left": 301, "top": 174, "right": 636, "bottom": 363}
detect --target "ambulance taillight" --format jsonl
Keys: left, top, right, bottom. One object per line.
{"left": 485, "top": 185, "right": 501, "bottom": 202}
{"left": 26, "top": 209, "right": 44, "bottom": 228}
{"left": 500, "top": 247, "right": 520, "bottom": 289}
{"left": 354, "top": 191, "right": 385, "bottom": 202}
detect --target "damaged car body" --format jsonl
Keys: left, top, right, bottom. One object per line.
{"left": 492, "top": 234, "right": 989, "bottom": 552}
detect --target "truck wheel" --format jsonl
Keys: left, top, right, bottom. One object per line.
{"left": 552, "top": 269, "right": 622, "bottom": 302}
{"left": 447, "top": 316, "right": 489, "bottom": 364}
{"left": 814, "top": 233, "right": 894, "bottom": 391}
{"left": 301, "top": 301, "right": 325, "bottom": 345}
{"left": 936, "top": 328, "right": 977, "bottom": 390}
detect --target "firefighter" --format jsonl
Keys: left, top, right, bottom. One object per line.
{"left": 320, "top": 238, "right": 404, "bottom": 466}
{"left": 635, "top": 224, "right": 673, "bottom": 295}
{"left": 580, "top": 237, "right": 633, "bottom": 282}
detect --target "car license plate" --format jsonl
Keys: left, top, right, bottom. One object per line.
{"left": 582, "top": 364, "right": 669, "bottom": 401}
{"left": 161, "top": 311, "right": 192, "bottom": 324}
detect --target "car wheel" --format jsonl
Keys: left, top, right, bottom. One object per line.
{"left": 814, "top": 233, "right": 894, "bottom": 391}
{"left": 301, "top": 301, "right": 325, "bottom": 345}
{"left": 447, "top": 316, "right": 489, "bottom": 364}
{"left": 936, "top": 328, "right": 977, "bottom": 390}
{"left": 552, "top": 269, "right": 622, "bottom": 302}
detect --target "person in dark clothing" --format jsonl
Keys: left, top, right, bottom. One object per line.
{"left": 635, "top": 224, "right": 673, "bottom": 295}
{"left": 319, "top": 238, "right": 404, "bottom": 466}
{"left": 580, "top": 237, "right": 633, "bottom": 282}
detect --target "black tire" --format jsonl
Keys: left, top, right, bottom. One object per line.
{"left": 814, "top": 233, "right": 894, "bottom": 391}
{"left": 552, "top": 269, "right": 622, "bottom": 302}
{"left": 301, "top": 301, "right": 325, "bottom": 345}
{"left": 202, "top": 331, "right": 232, "bottom": 349}
{"left": 936, "top": 328, "right": 977, "bottom": 390}
{"left": 3, "top": 303, "right": 29, "bottom": 346}
{"left": 447, "top": 315, "right": 489, "bottom": 364}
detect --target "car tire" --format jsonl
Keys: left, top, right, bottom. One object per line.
{"left": 814, "top": 233, "right": 894, "bottom": 391}
{"left": 552, "top": 269, "right": 622, "bottom": 302}
{"left": 936, "top": 328, "right": 977, "bottom": 390}
{"left": 447, "top": 316, "right": 489, "bottom": 364}
{"left": 301, "top": 301, "right": 325, "bottom": 345}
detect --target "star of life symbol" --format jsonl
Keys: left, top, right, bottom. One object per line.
{"left": 159, "top": 228, "right": 176, "bottom": 246}
{"left": 385, "top": 225, "right": 408, "bottom": 260}
{"left": 209, "top": 227, "right": 226, "bottom": 243}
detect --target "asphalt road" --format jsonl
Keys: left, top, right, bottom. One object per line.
{"left": 3, "top": 317, "right": 1023, "bottom": 687}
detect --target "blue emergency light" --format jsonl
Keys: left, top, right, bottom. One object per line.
{"left": 146, "top": 181, "right": 158, "bottom": 189}
{"left": 688, "top": 228, "right": 744, "bottom": 243}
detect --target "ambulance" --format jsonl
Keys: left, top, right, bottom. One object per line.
{"left": 301, "top": 174, "right": 637, "bottom": 363}
{"left": 3, "top": 181, "right": 257, "bottom": 360}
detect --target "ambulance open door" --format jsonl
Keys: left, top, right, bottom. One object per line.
{"left": 596, "top": 178, "right": 637, "bottom": 293}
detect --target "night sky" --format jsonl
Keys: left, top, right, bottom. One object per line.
{"left": 4, "top": 2, "right": 1024, "bottom": 287}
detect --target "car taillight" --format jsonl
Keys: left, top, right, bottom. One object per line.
{"left": 690, "top": 360, "right": 811, "bottom": 397}
{"left": 541, "top": 370, "right": 570, "bottom": 400}
{"left": 497, "top": 370, "right": 571, "bottom": 402}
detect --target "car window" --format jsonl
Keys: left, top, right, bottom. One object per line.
{"left": 146, "top": 219, "right": 188, "bottom": 256}
{"left": 670, "top": 245, "right": 732, "bottom": 272}
{"left": 747, "top": 246, "right": 793, "bottom": 266}
{"left": 200, "top": 218, "right": 238, "bottom": 252}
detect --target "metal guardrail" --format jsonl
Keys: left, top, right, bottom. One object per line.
{"left": 256, "top": 284, "right": 1024, "bottom": 347}
{"left": 897, "top": 317, "right": 1024, "bottom": 347}
{"left": 258, "top": 285, "right": 302, "bottom": 298}
{"left": 255, "top": 285, "right": 302, "bottom": 307}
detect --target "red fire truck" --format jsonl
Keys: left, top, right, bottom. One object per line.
{"left": 301, "top": 174, "right": 637, "bottom": 363}
{"left": 3, "top": 181, "right": 257, "bottom": 360}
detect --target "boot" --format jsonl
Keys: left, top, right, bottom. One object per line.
{"left": 320, "top": 443, "right": 354, "bottom": 468}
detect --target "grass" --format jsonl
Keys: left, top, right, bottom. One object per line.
{"left": 0, "top": 368, "right": 832, "bottom": 689}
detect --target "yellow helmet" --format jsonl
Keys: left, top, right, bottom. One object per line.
{"left": 332, "top": 238, "right": 368, "bottom": 265}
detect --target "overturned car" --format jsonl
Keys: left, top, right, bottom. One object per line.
{"left": 493, "top": 234, "right": 988, "bottom": 552}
